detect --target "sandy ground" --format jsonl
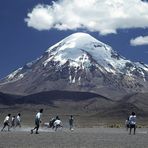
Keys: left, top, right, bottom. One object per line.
{"left": 0, "top": 127, "right": 148, "bottom": 148}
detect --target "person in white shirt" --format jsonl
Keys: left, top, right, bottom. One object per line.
{"left": 54, "top": 116, "right": 62, "bottom": 131}
{"left": 1, "top": 114, "right": 11, "bottom": 131}
{"left": 31, "top": 109, "right": 43, "bottom": 134}
{"left": 129, "top": 112, "right": 136, "bottom": 135}
{"left": 16, "top": 113, "right": 21, "bottom": 128}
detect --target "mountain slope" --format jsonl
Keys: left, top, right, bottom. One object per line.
{"left": 0, "top": 32, "right": 148, "bottom": 96}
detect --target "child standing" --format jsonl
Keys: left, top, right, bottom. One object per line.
{"left": 69, "top": 115, "right": 74, "bottom": 130}
{"left": 125, "top": 117, "right": 129, "bottom": 131}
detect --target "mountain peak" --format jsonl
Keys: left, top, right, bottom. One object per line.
{"left": 65, "top": 32, "right": 92, "bottom": 37}
{"left": 0, "top": 33, "right": 148, "bottom": 95}
{"left": 62, "top": 32, "right": 98, "bottom": 42}
{"left": 46, "top": 32, "right": 106, "bottom": 53}
{"left": 44, "top": 32, "right": 124, "bottom": 73}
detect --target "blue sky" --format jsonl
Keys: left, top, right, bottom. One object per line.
{"left": 0, "top": 0, "right": 148, "bottom": 79}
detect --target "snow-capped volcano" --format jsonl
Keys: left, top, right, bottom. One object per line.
{"left": 0, "top": 33, "right": 148, "bottom": 95}
{"left": 44, "top": 33, "right": 128, "bottom": 74}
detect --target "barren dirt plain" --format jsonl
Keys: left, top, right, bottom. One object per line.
{"left": 0, "top": 127, "right": 148, "bottom": 148}
{"left": 0, "top": 104, "right": 148, "bottom": 148}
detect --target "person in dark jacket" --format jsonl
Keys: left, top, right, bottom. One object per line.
{"left": 11, "top": 116, "right": 15, "bottom": 128}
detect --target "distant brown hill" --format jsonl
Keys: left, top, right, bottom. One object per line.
{"left": 0, "top": 91, "right": 148, "bottom": 120}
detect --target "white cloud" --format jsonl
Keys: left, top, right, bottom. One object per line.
{"left": 25, "top": 0, "right": 148, "bottom": 35}
{"left": 130, "top": 36, "right": 148, "bottom": 46}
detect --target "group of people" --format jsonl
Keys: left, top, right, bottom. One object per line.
{"left": 1, "top": 113, "right": 21, "bottom": 131}
{"left": 125, "top": 112, "right": 137, "bottom": 135}
{"left": 1, "top": 109, "right": 137, "bottom": 135}
{"left": 1, "top": 109, "right": 74, "bottom": 134}
{"left": 49, "top": 116, "right": 63, "bottom": 131}
{"left": 49, "top": 115, "right": 74, "bottom": 131}
{"left": 31, "top": 109, "right": 74, "bottom": 134}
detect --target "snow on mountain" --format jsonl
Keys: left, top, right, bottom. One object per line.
{"left": 0, "top": 56, "right": 42, "bottom": 85}
{"left": 7, "top": 68, "right": 23, "bottom": 81}
{"left": 43, "top": 32, "right": 129, "bottom": 74}
{"left": 0, "top": 32, "right": 148, "bottom": 95}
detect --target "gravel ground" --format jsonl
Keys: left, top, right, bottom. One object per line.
{"left": 0, "top": 127, "right": 148, "bottom": 148}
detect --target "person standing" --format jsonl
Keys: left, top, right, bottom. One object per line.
{"left": 129, "top": 112, "right": 137, "bottom": 135}
{"left": 1, "top": 114, "right": 11, "bottom": 131}
{"left": 16, "top": 113, "right": 21, "bottom": 128}
{"left": 69, "top": 115, "right": 74, "bottom": 130}
{"left": 31, "top": 109, "right": 43, "bottom": 134}
{"left": 125, "top": 117, "right": 129, "bottom": 131}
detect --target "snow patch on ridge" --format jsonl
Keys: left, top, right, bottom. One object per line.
{"left": 7, "top": 68, "right": 23, "bottom": 80}
{"left": 0, "top": 68, "right": 25, "bottom": 85}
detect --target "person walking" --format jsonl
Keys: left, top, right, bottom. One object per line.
{"left": 129, "top": 112, "right": 137, "bottom": 135}
{"left": 1, "top": 114, "right": 11, "bottom": 131}
{"left": 31, "top": 109, "right": 43, "bottom": 134}
{"left": 11, "top": 116, "right": 15, "bottom": 128}
{"left": 69, "top": 115, "right": 74, "bottom": 130}
{"left": 16, "top": 113, "right": 21, "bottom": 128}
